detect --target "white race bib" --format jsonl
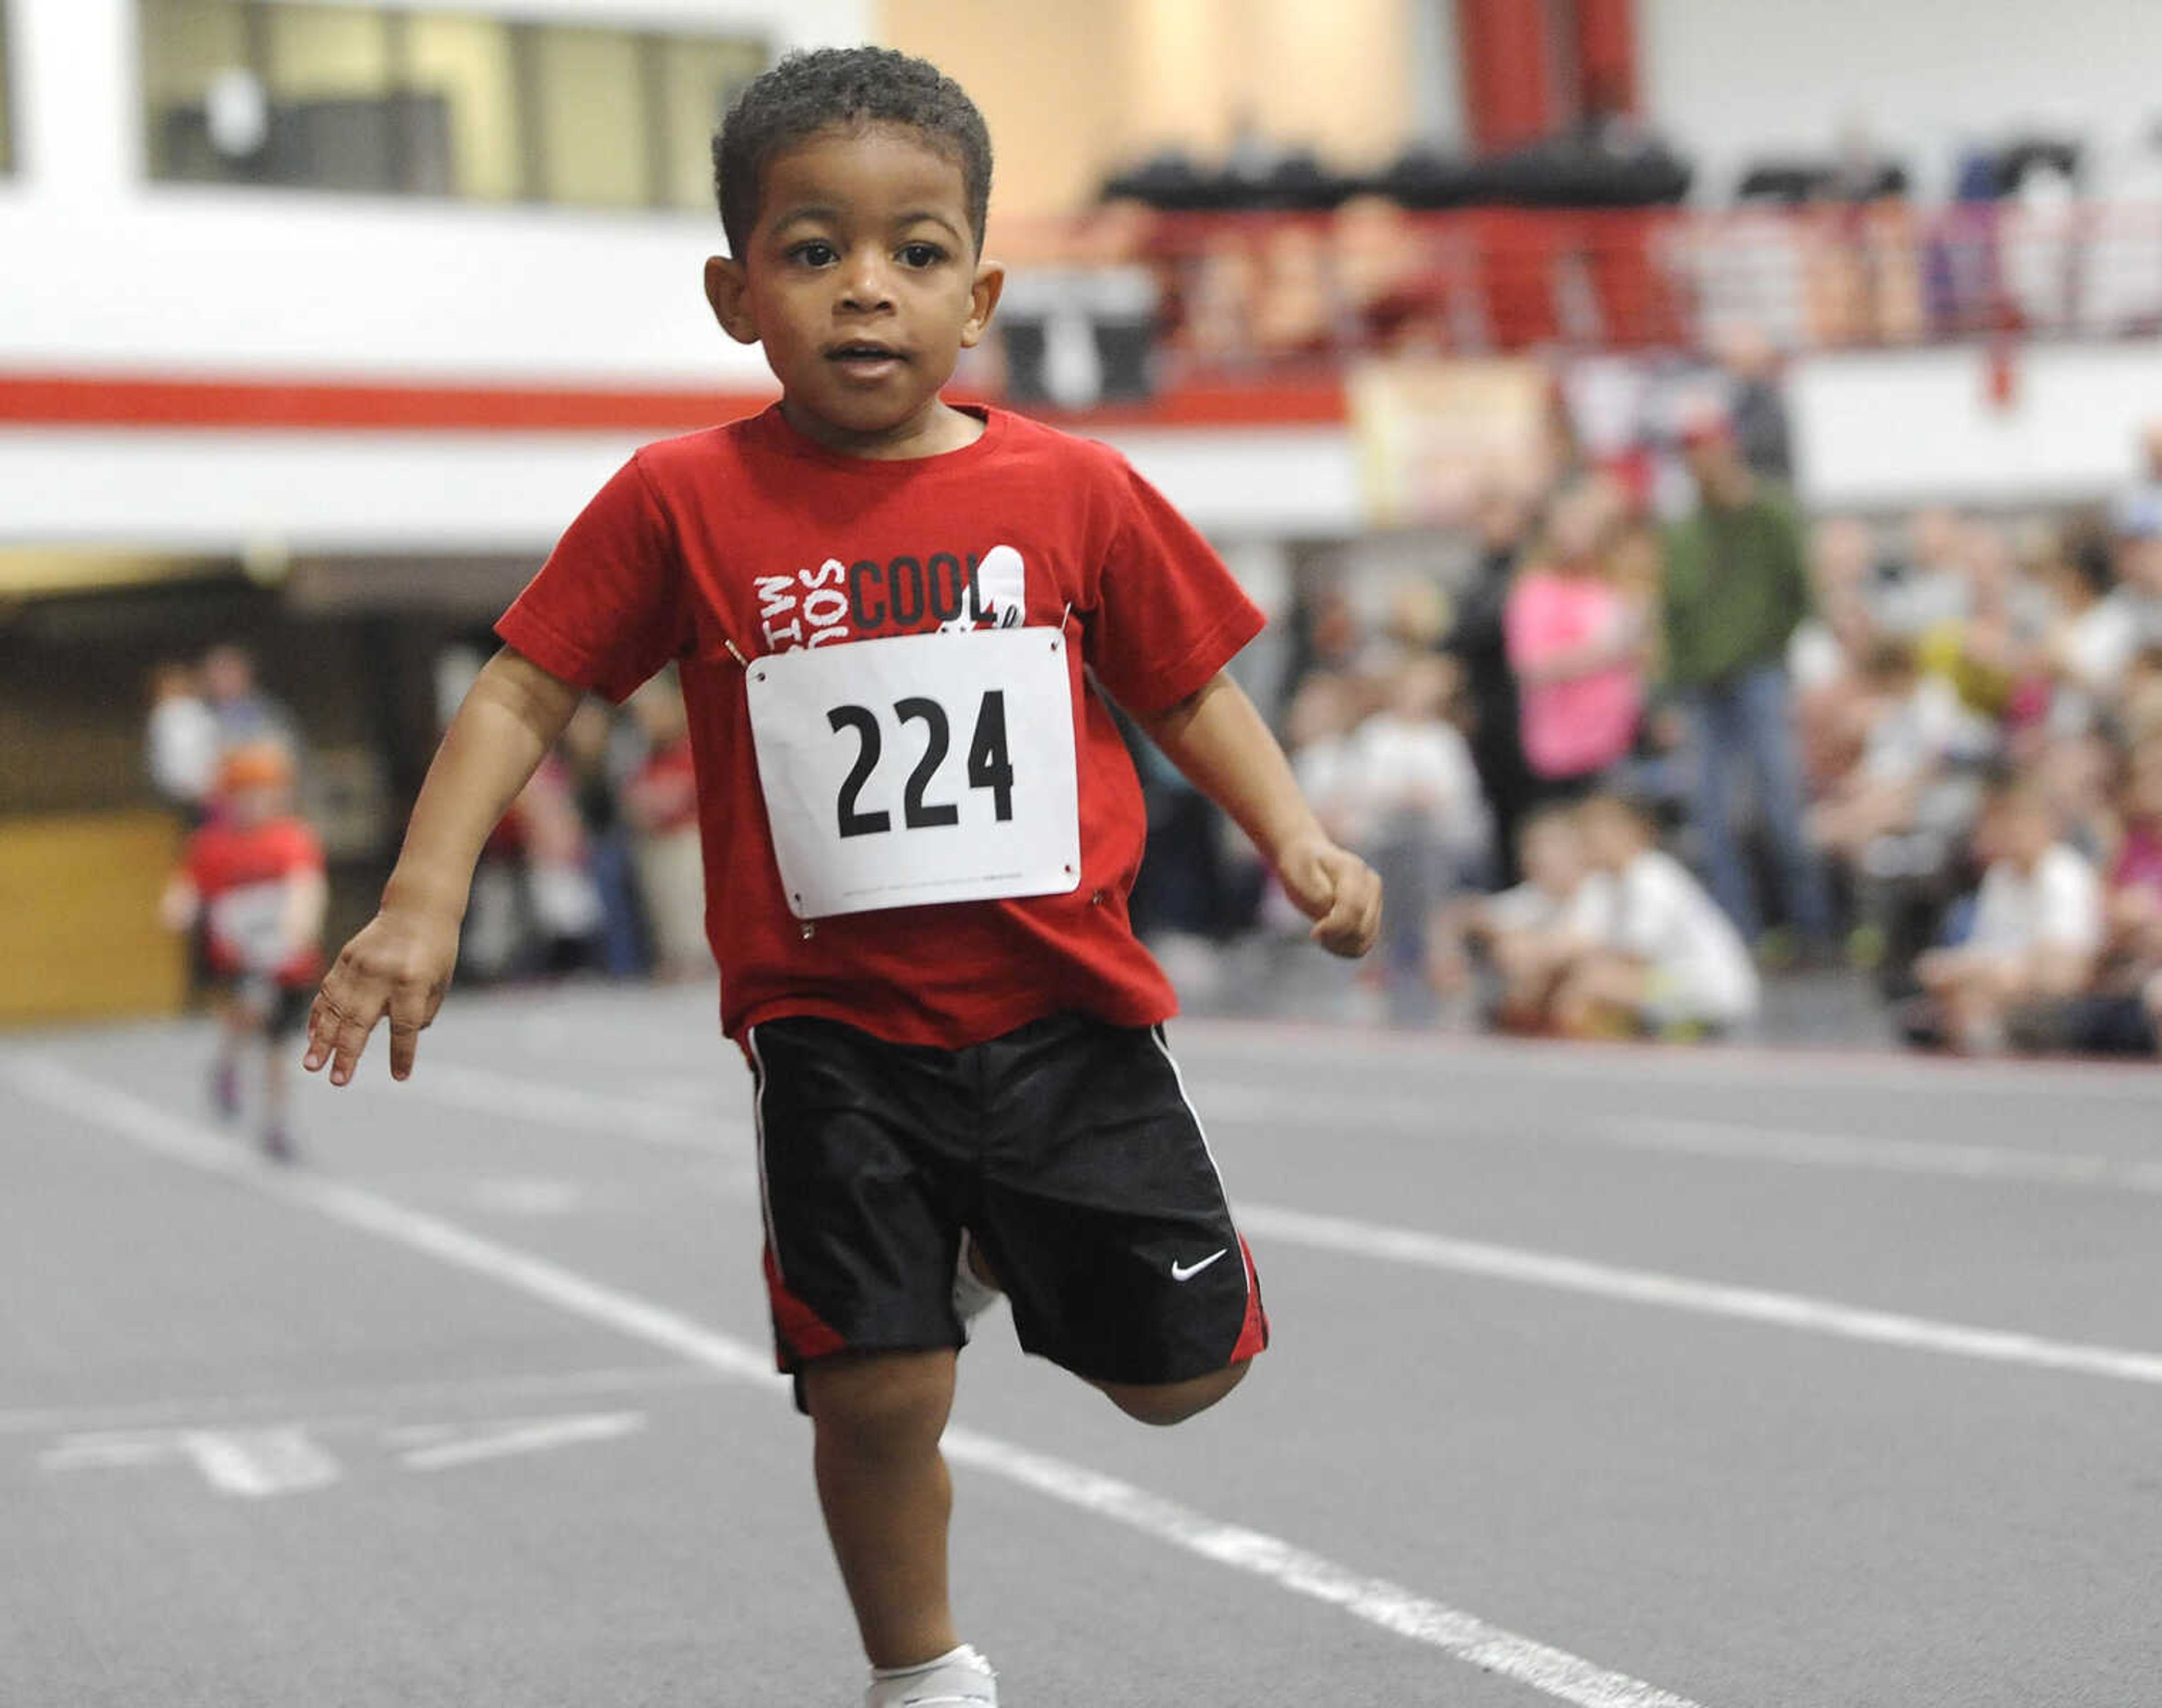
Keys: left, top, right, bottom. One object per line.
{"left": 209, "top": 882, "right": 289, "bottom": 972}
{"left": 745, "top": 627, "right": 1082, "bottom": 919}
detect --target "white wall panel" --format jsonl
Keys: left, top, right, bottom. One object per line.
{"left": 1644, "top": 0, "right": 2162, "bottom": 199}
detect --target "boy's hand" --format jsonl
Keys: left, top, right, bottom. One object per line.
{"left": 1276, "top": 836, "right": 1383, "bottom": 959}
{"left": 303, "top": 907, "right": 461, "bottom": 1086}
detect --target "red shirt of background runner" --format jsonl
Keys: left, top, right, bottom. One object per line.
{"left": 497, "top": 405, "right": 1265, "bottom": 1048}
{"left": 182, "top": 816, "right": 327, "bottom": 985}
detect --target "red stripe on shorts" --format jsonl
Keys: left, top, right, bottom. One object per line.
{"left": 1229, "top": 1235, "right": 1270, "bottom": 1363}
{"left": 763, "top": 1244, "right": 846, "bottom": 1367}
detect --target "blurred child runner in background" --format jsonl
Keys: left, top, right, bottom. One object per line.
{"left": 302, "top": 46, "right": 1380, "bottom": 1708}
{"left": 161, "top": 741, "right": 327, "bottom": 1161}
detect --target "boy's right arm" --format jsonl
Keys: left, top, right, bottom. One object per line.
{"left": 305, "top": 647, "right": 584, "bottom": 1086}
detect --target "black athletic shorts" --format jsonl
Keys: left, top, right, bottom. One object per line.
{"left": 746, "top": 1011, "right": 1267, "bottom": 1402}
{"left": 211, "top": 975, "right": 313, "bottom": 1039}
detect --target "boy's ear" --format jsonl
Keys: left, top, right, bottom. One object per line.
{"left": 704, "top": 256, "right": 760, "bottom": 346}
{"left": 959, "top": 259, "right": 1006, "bottom": 350}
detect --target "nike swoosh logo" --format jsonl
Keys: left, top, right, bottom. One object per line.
{"left": 1170, "top": 1248, "right": 1229, "bottom": 1282}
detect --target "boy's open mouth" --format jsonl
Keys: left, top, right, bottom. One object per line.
{"left": 827, "top": 341, "right": 907, "bottom": 370}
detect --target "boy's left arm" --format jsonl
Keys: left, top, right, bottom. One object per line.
{"left": 1134, "top": 672, "right": 1382, "bottom": 958}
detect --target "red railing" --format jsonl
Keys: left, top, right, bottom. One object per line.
{"left": 993, "top": 202, "right": 2162, "bottom": 382}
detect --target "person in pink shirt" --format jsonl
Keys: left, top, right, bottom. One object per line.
{"left": 1504, "top": 476, "right": 1649, "bottom": 794}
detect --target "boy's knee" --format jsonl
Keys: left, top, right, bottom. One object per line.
{"left": 805, "top": 1349, "right": 957, "bottom": 1457}
{"left": 1098, "top": 1361, "right": 1249, "bottom": 1427}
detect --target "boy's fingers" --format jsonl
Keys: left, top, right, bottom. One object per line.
{"left": 306, "top": 986, "right": 380, "bottom": 1085}
{"left": 1310, "top": 859, "right": 1382, "bottom": 957}
{"left": 384, "top": 990, "right": 435, "bottom": 1081}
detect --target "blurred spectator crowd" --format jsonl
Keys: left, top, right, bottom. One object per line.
{"left": 142, "top": 414, "right": 2162, "bottom": 1060}
{"left": 1153, "top": 405, "right": 2162, "bottom": 1059}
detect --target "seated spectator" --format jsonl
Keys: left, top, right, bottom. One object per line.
{"left": 1912, "top": 777, "right": 2102, "bottom": 1052}
{"left": 1915, "top": 522, "right": 2045, "bottom": 720}
{"left": 1552, "top": 795, "right": 1761, "bottom": 1039}
{"left": 1504, "top": 475, "right": 1648, "bottom": 795}
{"left": 1877, "top": 507, "right": 1972, "bottom": 640}
{"left": 2060, "top": 737, "right": 2162, "bottom": 1054}
{"left": 1810, "top": 639, "right": 1992, "bottom": 873}
{"left": 2042, "top": 514, "right": 2143, "bottom": 713}
{"left": 1443, "top": 804, "right": 1616, "bottom": 1032}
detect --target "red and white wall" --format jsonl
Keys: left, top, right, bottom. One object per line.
{"left": 5, "top": 0, "right": 2161, "bottom": 560}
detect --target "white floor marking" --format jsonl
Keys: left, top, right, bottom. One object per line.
{"left": 468, "top": 1176, "right": 591, "bottom": 1217}
{"left": 1595, "top": 1116, "right": 2162, "bottom": 1192}
{"left": 1195, "top": 1083, "right": 2162, "bottom": 1195}
{"left": 8, "top": 1058, "right": 1707, "bottom": 1708}
{"left": 1238, "top": 1204, "right": 2162, "bottom": 1387}
{"left": 43, "top": 1426, "right": 343, "bottom": 1498}
{"left": 1176, "top": 1017, "right": 2162, "bottom": 1101}
{"left": 0, "top": 1363, "right": 719, "bottom": 1439}
{"left": 355, "top": 1060, "right": 745, "bottom": 1151}
{"left": 334, "top": 1065, "right": 2162, "bottom": 1385}
{"left": 397, "top": 1410, "right": 645, "bottom": 1471}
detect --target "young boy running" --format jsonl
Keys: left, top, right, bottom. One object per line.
{"left": 303, "top": 47, "right": 1381, "bottom": 1706}
{"left": 165, "top": 739, "right": 328, "bottom": 1162}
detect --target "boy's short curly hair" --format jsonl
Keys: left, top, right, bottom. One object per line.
{"left": 712, "top": 47, "right": 992, "bottom": 259}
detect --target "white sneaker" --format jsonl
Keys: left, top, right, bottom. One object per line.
{"left": 951, "top": 1232, "right": 1003, "bottom": 1334}
{"left": 865, "top": 1643, "right": 998, "bottom": 1706}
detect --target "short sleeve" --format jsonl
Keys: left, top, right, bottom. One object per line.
{"left": 1086, "top": 459, "right": 1265, "bottom": 717}
{"left": 497, "top": 455, "right": 690, "bottom": 704}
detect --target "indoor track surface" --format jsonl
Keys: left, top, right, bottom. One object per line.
{"left": 6, "top": 984, "right": 2159, "bottom": 1707}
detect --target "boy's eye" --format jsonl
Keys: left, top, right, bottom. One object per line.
{"left": 897, "top": 243, "right": 946, "bottom": 269}
{"left": 790, "top": 240, "right": 838, "bottom": 267}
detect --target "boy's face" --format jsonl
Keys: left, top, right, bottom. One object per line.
{"left": 704, "top": 124, "right": 1002, "bottom": 457}
{"left": 228, "top": 781, "right": 284, "bottom": 828}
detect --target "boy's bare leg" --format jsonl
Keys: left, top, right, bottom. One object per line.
{"left": 212, "top": 996, "right": 250, "bottom": 1116}
{"left": 803, "top": 1349, "right": 961, "bottom": 1671}
{"left": 1096, "top": 1362, "right": 1248, "bottom": 1427}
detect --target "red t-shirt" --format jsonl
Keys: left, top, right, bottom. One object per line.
{"left": 183, "top": 816, "right": 327, "bottom": 985}
{"left": 497, "top": 405, "right": 1265, "bottom": 1047}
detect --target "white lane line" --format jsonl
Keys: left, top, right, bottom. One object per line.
{"left": 399, "top": 1411, "right": 645, "bottom": 1472}
{"left": 1596, "top": 1116, "right": 2162, "bottom": 1192}
{"left": 1174, "top": 1017, "right": 2162, "bottom": 1100}
{"left": 1239, "top": 1204, "right": 2162, "bottom": 1388}
{"left": 1194, "top": 1083, "right": 2162, "bottom": 1195}
{"left": 8, "top": 1058, "right": 1707, "bottom": 1708}
{"left": 46, "top": 1428, "right": 346, "bottom": 1498}
{"left": 378, "top": 1069, "right": 2162, "bottom": 1384}
{"left": 352, "top": 1061, "right": 746, "bottom": 1152}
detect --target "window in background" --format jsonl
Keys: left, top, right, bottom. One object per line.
{"left": 404, "top": 11, "right": 519, "bottom": 202}
{"left": 653, "top": 35, "right": 766, "bottom": 213}
{"left": 525, "top": 25, "right": 647, "bottom": 209}
{"left": 138, "top": 0, "right": 763, "bottom": 212}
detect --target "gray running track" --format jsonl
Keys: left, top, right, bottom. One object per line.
{"left": 5, "top": 985, "right": 2159, "bottom": 1707}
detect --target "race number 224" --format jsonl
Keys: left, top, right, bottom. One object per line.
{"left": 826, "top": 692, "right": 1016, "bottom": 838}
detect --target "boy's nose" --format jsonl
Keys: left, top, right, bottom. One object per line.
{"left": 837, "top": 254, "right": 895, "bottom": 311}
